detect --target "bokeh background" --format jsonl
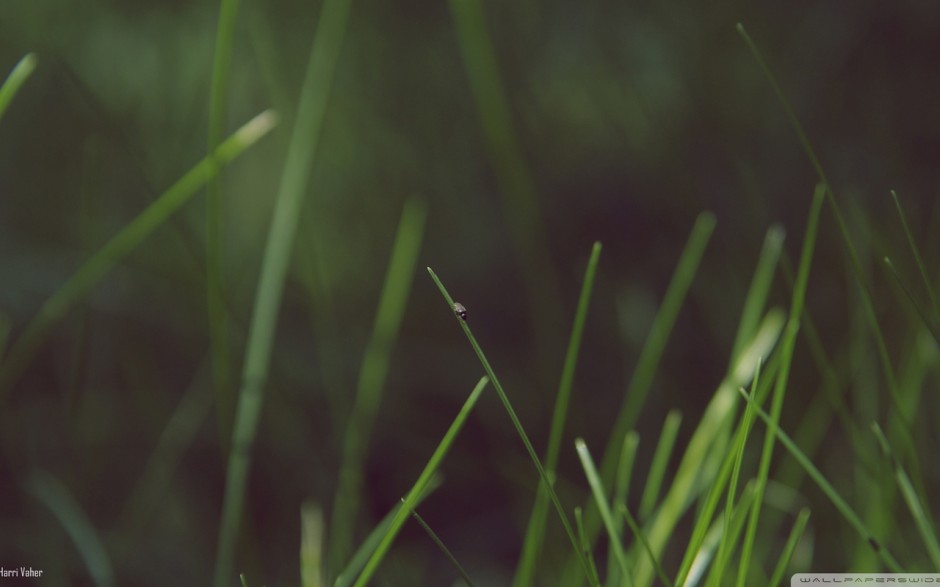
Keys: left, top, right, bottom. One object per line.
{"left": 2, "top": 0, "right": 939, "bottom": 585}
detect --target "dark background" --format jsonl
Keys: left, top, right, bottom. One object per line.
{"left": 1, "top": 0, "right": 939, "bottom": 584}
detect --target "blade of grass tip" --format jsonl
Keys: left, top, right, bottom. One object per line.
{"left": 205, "top": 0, "right": 244, "bottom": 446}
{"left": 301, "top": 502, "right": 327, "bottom": 587}
{"left": 607, "top": 432, "right": 640, "bottom": 585}
{"left": 632, "top": 309, "right": 784, "bottom": 587}
{"left": 214, "top": 0, "right": 353, "bottom": 582}
{"left": 575, "top": 507, "right": 602, "bottom": 587}
{"left": 891, "top": 190, "right": 940, "bottom": 318}
{"left": 575, "top": 438, "right": 633, "bottom": 587}
{"left": 766, "top": 508, "right": 810, "bottom": 587}
{"left": 328, "top": 198, "right": 427, "bottom": 572}
{"left": 638, "top": 410, "right": 682, "bottom": 521}
{"left": 737, "top": 22, "right": 921, "bottom": 477}
{"left": 884, "top": 257, "right": 940, "bottom": 345}
{"left": 0, "top": 53, "right": 37, "bottom": 123}
{"left": 738, "top": 387, "right": 902, "bottom": 571}
{"left": 514, "top": 241, "right": 602, "bottom": 587}
{"left": 871, "top": 422, "right": 940, "bottom": 569}
{"left": 333, "top": 475, "right": 443, "bottom": 587}
{"left": 240, "top": 574, "right": 250, "bottom": 587}
{"left": 407, "top": 506, "right": 477, "bottom": 587}
{"left": 25, "top": 471, "right": 116, "bottom": 587}
{"left": 350, "top": 376, "right": 488, "bottom": 587}
{"left": 730, "top": 226, "right": 785, "bottom": 364}
{"left": 427, "top": 268, "right": 599, "bottom": 586}
{"left": 619, "top": 504, "right": 672, "bottom": 587}
{"left": 0, "top": 109, "right": 278, "bottom": 400}
{"left": 737, "top": 184, "right": 824, "bottom": 587}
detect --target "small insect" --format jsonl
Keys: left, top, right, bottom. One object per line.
{"left": 453, "top": 302, "right": 468, "bottom": 321}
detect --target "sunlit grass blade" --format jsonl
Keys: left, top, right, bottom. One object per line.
{"left": 427, "top": 267, "right": 599, "bottom": 586}
{"left": 328, "top": 198, "right": 427, "bottom": 571}
{"left": 891, "top": 190, "right": 939, "bottom": 318}
{"left": 205, "top": 0, "right": 244, "bottom": 445}
{"left": 514, "top": 241, "right": 602, "bottom": 587}
{"left": 619, "top": 504, "right": 671, "bottom": 587}
{"left": 407, "top": 506, "right": 477, "bottom": 587}
{"left": 575, "top": 438, "right": 633, "bottom": 586}
{"left": 214, "top": 0, "right": 353, "bottom": 581}
{"left": 0, "top": 53, "right": 37, "bottom": 123}
{"left": 0, "top": 109, "right": 278, "bottom": 399}
{"left": 350, "top": 376, "right": 488, "bottom": 587}
{"left": 333, "top": 475, "right": 443, "bottom": 587}
{"left": 737, "top": 387, "right": 902, "bottom": 571}
{"left": 25, "top": 471, "right": 116, "bottom": 587}
{"left": 691, "top": 481, "right": 754, "bottom": 587}
{"left": 737, "top": 184, "right": 824, "bottom": 586}
{"left": 766, "top": 508, "right": 810, "bottom": 586}
{"left": 638, "top": 410, "right": 681, "bottom": 520}
{"left": 301, "top": 502, "right": 326, "bottom": 587}
{"left": 871, "top": 422, "right": 940, "bottom": 569}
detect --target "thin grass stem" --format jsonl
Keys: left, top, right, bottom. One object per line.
{"left": 0, "top": 53, "right": 37, "bottom": 122}
{"left": 408, "top": 506, "right": 476, "bottom": 587}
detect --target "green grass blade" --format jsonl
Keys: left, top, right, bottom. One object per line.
{"left": 766, "top": 508, "right": 810, "bottom": 587}
{"left": 0, "top": 110, "right": 278, "bottom": 399}
{"left": 607, "top": 432, "right": 640, "bottom": 585}
{"left": 619, "top": 504, "right": 672, "bottom": 587}
{"left": 0, "top": 53, "right": 37, "bottom": 123}
{"left": 730, "top": 226, "right": 785, "bottom": 363}
{"left": 427, "top": 267, "right": 599, "bottom": 586}
{"left": 514, "top": 241, "right": 602, "bottom": 587}
{"left": 575, "top": 507, "right": 603, "bottom": 587}
{"left": 638, "top": 410, "right": 682, "bottom": 520}
{"left": 737, "top": 387, "right": 902, "bottom": 572}
{"left": 328, "top": 198, "right": 428, "bottom": 571}
{"left": 301, "top": 502, "right": 326, "bottom": 587}
{"left": 871, "top": 422, "right": 940, "bottom": 569}
{"left": 891, "top": 190, "right": 940, "bottom": 318}
{"left": 214, "top": 0, "right": 353, "bottom": 582}
{"left": 407, "top": 506, "right": 477, "bottom": 587}
{"left": 25, "top": 471, "right": 116, "bottom": 587}
{"left": 575, "top": 438, "right": 633, "bottom": 587}
{"left": 350, "top": 376, "right": 488, "bottom": 587}
{"left": 737, "top": 184, "right": 824, "bottom": 587}
{"left": 205, "top": 0, "right": 244, "bottom": 445}
{"left": 883, "top": 257, "right": 940, "bottom": 345}
{"left": 333, "top": 475, "right": 443, "bottom": 587}
{"left": 694, "top": 481, "right": 755, "bottom": 587}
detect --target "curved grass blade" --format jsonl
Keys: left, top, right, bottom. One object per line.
{"left": 350, "top": 376, "right": 488, "bottom": 587}
{"left": 329, "top": 198, "right": 427, "bottom": 572}
{"left": 25, "top": 471, "right": 116, "bottom": 587}
{"left": 737, "top": 387, "right": 902, "bottom": 572}
{"left": 0, "top": 110, "right": 278, "bottom": 399}
{"left": 514, "top": 241, "right": 602, "bottom": 587}
{"left": 0, "top": 53, "right": 37, "bottom": 123}
{"left": 427, "top": 268, "right": 599, "bottom": 586}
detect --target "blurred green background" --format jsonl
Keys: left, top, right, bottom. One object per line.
{"left": 2, "top": 0, "right": 939, "bottom": 585}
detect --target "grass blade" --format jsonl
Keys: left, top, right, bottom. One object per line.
{"left": 301, "top": 502, "right": 326, "bottom": 587}
{"left": 638, "top": 410, "right": 682, "bottom": 521}
{"left": 0, "top": 53, "right": 37, "bottom": 123}
{"left": 350, "top": 376, "right": 488, "bottom": 587}
{"left": 737, "top": 387, "right": 902, "bottom": 572}
{"left": 890, "top": 190, "right": 940, "bottom": 319}
{"left": 214, "top": 0, "right": 353, "bottom": 581}
{"left": 514, "top": 241, "right": 602, "bottom": 587}
{"left": 329, "top": 198, "right": 427, "bottom": 571}
{"left": 407, "top": 506, "right": 477, "bottom": 587}
{"left": 730, "top": 226, "right": 785, "bottom": 363}
{"left": 607, "top": 432, "right": 640, "bottom": 585}
{"left": 575, "top": 438, "right": 633, "bottom": 586}
{"left": 619, "top": 503, "right": 672, "bottom": 587}
{"left": 0, "top": 110, "right": 278, "bottom": 399}
{"left": 25, "top": 471, "right": 116, "bottom": 587}
{"left": 427, "top": 267, "right": 599, "bottom": 586}
{"left": 766, "top": 508, "right": 810, "bottom": 586}
{"left": 575, "top": 508, "right": 603, "bottom": 587}
{"left": 737, "top": 184, "right": 824, "bottom": 586}
{"left": 205, "top": 0, "right": 244, "bottom": 444}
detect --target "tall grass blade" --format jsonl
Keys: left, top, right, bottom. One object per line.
{"left": 619, "top": 503, "right": 671, "bottom": 587}
{"left": 0, "top": 53, "right": 37, "bottom": 123}
{"left": 350, "top": 376, "right": 488, "bottom": 587}
{"left": 730, "top": 226, "right": 784, "bottom": 362}
{"left": 205, "top": 0, "right": 244, "bottom": 444}
{"left": 737, "top": 184, "right": 824, "bottom": 586}
{"left": 427, "top": 267, "right": 599, "bottom": 585}
{"left": 328, "top": 198, "right": 427, "bottom": 571}
{"left": 214, "top": 0, "right": 353, "bottom": 581}
{"left": 891, "top": 190, "right": 940, "bottom": 319}
{"left": 575, "top": 438, "right": 633, "bottom": 586}
{"left": 407, "top": 506, "right": 477, "bottom": 587}
{"left": 514, "top": 241, "right": 602, "bottom": 587}
{"left": 607, "top": 432, "right": 639, "bottom": 585}
{"left": 301, "top": 502, "right": 326, "bottom": 587}
{"left": 0, "top": 110, "right": 278, "bottom": 399}
{"left": 638, "top": 410, "right": 681, "bottom": 521}
{"left": 575, "top": 507, "right": 603, "bottom": 587}
{"left": 25, "top": 471, "right": 116, "bottom": 587}
{"left": 737, "top": 387, "right": 902, "bottom": 572}
{"left": 766, "top": 508, "right": 810, "bottom": 587}
{"left": 883, "top": 257, "right": 940, "bottom": 345}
